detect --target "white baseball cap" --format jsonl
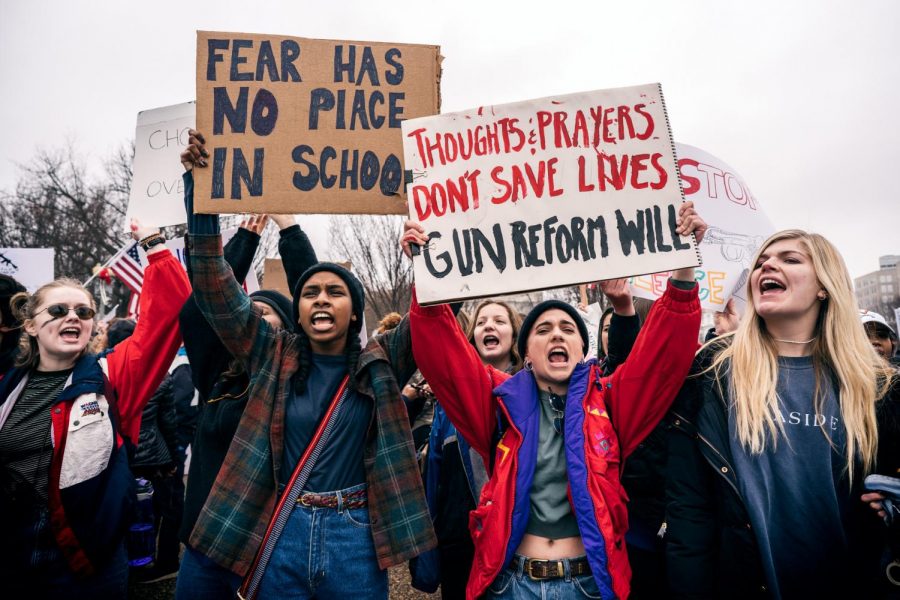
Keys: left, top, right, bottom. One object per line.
{"left": 859, "top": 309, "right": 897, "bottom": 336}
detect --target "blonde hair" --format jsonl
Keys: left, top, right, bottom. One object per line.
{"left": 12, "top": 278, "right": 96, "bottom": 370}
{"left": 465, "top": 299, "right": 524, "bottom": 373}
{"left": 708, "top": 230, "right": 892, "bottom": 482}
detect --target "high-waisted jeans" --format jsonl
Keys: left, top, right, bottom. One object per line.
{"left": 258, "top": 483, "right": 387, "bottom": 599}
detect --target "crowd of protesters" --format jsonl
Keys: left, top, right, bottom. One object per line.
{"left": 0, "top": 127, "right": 897, "bottom": 599}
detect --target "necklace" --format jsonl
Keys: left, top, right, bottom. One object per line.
{"left": 773, "top": 337, "right": 816, "bottom": 344}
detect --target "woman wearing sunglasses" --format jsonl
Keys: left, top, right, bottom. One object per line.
{"left": 405, "top": 203, "right": 705, "bottom": 599}
{"left": 0, "top": 220, "right": 190, "bottom": 598}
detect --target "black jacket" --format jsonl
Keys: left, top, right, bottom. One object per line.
{"left": 133, "top": 373, "right": 178, "bottom": 468}
{"left": 179, "top": 224, "right": 317, "bottom": 544}
{"left": 665, "top": 346, "right": 882, "bottom": 599}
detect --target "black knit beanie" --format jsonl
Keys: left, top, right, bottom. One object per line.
{"left": 292, "top": 263, "right": 365, "bottom": 336}
{"left": 107, "top": 319, "right": 137, "bottom": 349}
{"left": 250, "top": 290, "right": 294, "bottom": 332}
{"left": 517, "top": 300, "right": 590, "bottom": 359}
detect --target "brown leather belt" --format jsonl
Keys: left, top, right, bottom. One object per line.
{"left": 510, "top": 556, "right": 592, "bottom": 580}
{"left": 296, "top": 488, "right": 367, "bottom": 509}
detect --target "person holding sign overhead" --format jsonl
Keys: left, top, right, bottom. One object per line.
{"left": 181, "top": 131, "right": 435, "bottom": 600}
{"left": 404, "top": 203, "right": 705, "bottom": 599}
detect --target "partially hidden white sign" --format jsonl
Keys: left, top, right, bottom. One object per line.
{"left": 401, "top": 83, "right": 699, "bottom": 305}
{"left": 629, "top": 143, "right": 775, "bottom": 311}
{"left": 125, "top": 102, "right": 196, "bottom": 229}
{"left": 0, "top": 248, "right": 54, "bottom": 292}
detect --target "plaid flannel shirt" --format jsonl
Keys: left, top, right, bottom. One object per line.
{"left": 186, "top": 234, "right": 435, "bottom": 575}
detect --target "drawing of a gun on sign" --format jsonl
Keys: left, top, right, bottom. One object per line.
{"left": 0, "top": 252, "right": 19, "bottom": 276}
{"left": 702, "top": 226, "right": 766, "bottom": 264}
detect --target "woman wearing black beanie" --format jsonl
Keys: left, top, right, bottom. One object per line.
{"left": 179, "top": 130, "right": 435, "bottom": 600}
{"left": 407, "top": 204, "right": 705, "bottom": 600}
{"left": 175, "top": 213, "right": 316, "bottom": 599}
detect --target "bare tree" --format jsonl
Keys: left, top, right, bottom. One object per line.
{"left": 0, "top": 143, "right": 135, "bottom": 281}
{"left": 328, "top": 215, "right": 411, "bottom": 324}
{"left": 0, "top": 142, "right": 142, "bottom": 312}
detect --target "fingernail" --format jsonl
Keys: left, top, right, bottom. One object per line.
{"left": 200, "top": 159, "right": 207, "bottom": 167}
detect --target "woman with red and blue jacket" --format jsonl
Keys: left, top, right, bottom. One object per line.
{"left": 405, "top": 203, "right": 704, "bottom": 599}
{"left": 0, "top": 220, "right": 190, "bottom": 598}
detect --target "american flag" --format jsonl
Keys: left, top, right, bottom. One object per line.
{"left": 126, "top": 291, "right": 141, "bottom": 319}
{"left": 110, "top": 242, "right": 144, "bottom": 294}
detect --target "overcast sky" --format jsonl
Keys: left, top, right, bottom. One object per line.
{"left": 1, "top": 0, "right": 897, "bottom": 278}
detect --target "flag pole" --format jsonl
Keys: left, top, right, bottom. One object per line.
{"left": 83, "top": 243, "right": 129, "bottom": 287}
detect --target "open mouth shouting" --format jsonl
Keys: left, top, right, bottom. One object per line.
{"left": 310, "top": 311, "right": 335, "bottom": 332}
{"left": 481, "top": 334, "right": 500, "bottom": 350}
{"left": 59, "top": 325, "right": 84, "bottom": 343}
{"left": 759, "top": 277, "right": 786, "bottom": 296}
{"left": 547, "top": 346, "right": 569, "bottom": 367}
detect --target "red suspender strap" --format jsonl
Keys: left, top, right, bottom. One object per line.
{"left": 239, "top": 374, "right": 350, "bottom": 600}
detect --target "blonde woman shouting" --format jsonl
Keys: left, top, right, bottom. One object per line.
{"left": 666, "top": 230, "right": 893, "bottom": 599}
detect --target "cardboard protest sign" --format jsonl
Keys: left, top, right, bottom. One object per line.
{"left": 262, "top": 258, "right": 290, "bottom": 297}
{"left": 629, "top": 143, "right": 775, "bottom": 311}
{"left": 125, "top": 102, "right": 195, "bottom": 229}
{"left": 194, "top": 31, "right": 441, "bottom": 215}
{"left": 0, "top": 248, "right": 54, "bottom": 292}
{"left": 402, "top": 83, "right": 699, "bottom": 304}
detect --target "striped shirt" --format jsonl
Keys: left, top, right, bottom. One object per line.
{"left": 0, "top": 369, "right": 72, "bottom": 506}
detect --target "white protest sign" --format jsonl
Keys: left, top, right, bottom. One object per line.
{"left": 402, "top": 83, "right": 699, "bottom": 305}
{"left": 165, "top": 228, "right": 259, "bottom": 293}
{"left": 0, "top": 248, "right": 54, "bottom": 292}
{"left": 576, "top": 301, "right": 604, "bottom": 358}
{"left": 124, "top": 102, "right": 195, "bottom": 229}
{"left": 628, "top": 143, "right": 775, "bottom": 311}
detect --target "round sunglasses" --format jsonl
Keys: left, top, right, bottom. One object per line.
{"left": 35, "top": 304, "right": 96, "bottom": 321}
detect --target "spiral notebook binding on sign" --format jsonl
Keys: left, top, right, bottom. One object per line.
{"left": 656, "top": 82, "right": 703, "bottom": 268}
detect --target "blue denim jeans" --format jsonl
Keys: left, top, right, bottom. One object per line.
{"left": 486, "top": 555, "right": 602, "bottom": 599}
{"left": 174, "top": 546, "right": 243, "bottom": 600}
{"left": 258, "top": 483, "right": 387, "bottom": 599}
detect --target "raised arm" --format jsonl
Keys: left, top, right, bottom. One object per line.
{"left": 224, "top": 217, "right": 265, "bottom": 284}
{"left": 402, "top": 220, "right": 507, "bottom": 460}
{"left": 598, "top": 278, "right": 639, "bottom": 376}
{"left": 181, "top": 219, "right": 263, "bottom": 398}
{"left": 180, "top": 131, "right": 280, "bottom": 373}
{"left": 106, "top": 222, "right": 191, "bottom": 442}
{"left": 410, "top": 291, "right": 505, "bottom": 463}
{"left": 271, "top": 214, "right": 318, "bottom": 294}
{"left": 604, "top": 202, "right": 705, "bottom": 457}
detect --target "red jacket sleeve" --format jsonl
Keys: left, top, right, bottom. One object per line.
{"left": 105, "top": 250, "right": 191, "bottom": 443}
{"left": 605, "top": 282, "right": 700, "bottom": 459}
{"left": 410, "top": 290, "right": 509, "bottom": 463}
